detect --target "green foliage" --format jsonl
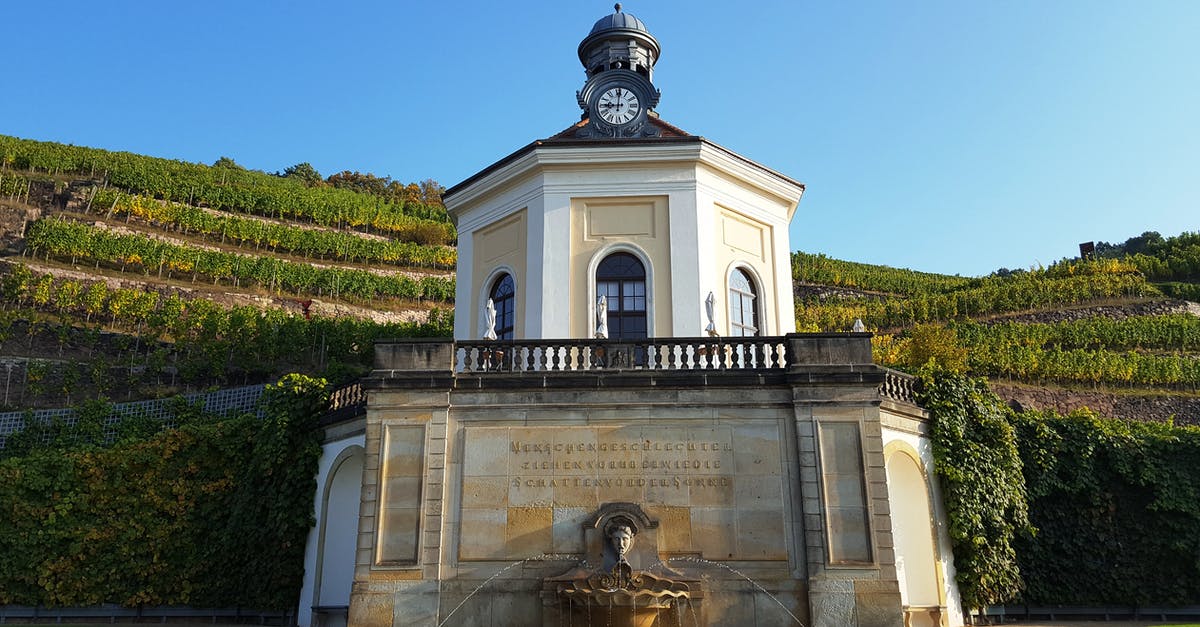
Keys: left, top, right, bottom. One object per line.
{"left": 280, "top": 162, "right": 323, "bottom": 186}
{"left": 953, "top": 316, "right": 1200, "bottom": 388}
{"left": 1093, "top": 230, "right": 1200, "bottom": 282}
{"left": 0, "top": 262, "right": 453, "bottom": 394}
{"left": 918, "top": 370, "right": 1031, "bottom": 611}
{"left": 1157, "top": 281, "right": 1200, "bottom": 301}
{"left": 24, "top": 218, "right": 455, "bottom": 304}
{"left": 0, "top": 133, "right": 451, "bottom": 228}
{"left": 923, "top": 373, "right": 1200, "bottom": 608}
{"left": 1011, "top": 409, "right": 1200, "bottom": 605}
{"left": 0, "top": 375, "right": 325, "bottom": 609}
{"left": 91, "top": 188, "right": 457, "bottom": 266}
{"left": 792, "top": 251, "right": 972, "bottom": 295}
{"left": 954, "top": 314, "right": 1200, "bottom": 353}
{"left": 796, "top": 265, "right": 1154, "bottom": 332}
{"left": 881, "top": 323, "right": 968, "bottom": 373}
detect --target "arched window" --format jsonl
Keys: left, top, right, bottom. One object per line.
{"left": 489, "top": 273, "right": 515, "bottom": 340}
{"left": 596, "top": 253, "right": 647, "bottom": 340}
{"left": 729, "top": 268, "right": 759, "bottom": 337}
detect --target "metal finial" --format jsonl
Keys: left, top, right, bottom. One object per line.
{"left": 614, "top": 3, "right": 622, "bottom": 12}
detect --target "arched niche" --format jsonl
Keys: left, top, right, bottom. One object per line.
{"left": 314, "top": 445, "right": 365, "bottom": 618}
{"left": 884, "top": 442, "right": 945, "bottom": 626}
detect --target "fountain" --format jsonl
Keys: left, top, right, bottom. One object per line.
{"left": 544, "top": 504, "right": 703, "bottom": 627}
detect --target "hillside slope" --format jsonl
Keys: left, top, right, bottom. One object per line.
{"left": 792, "top": 236, "right": 1200, "bottom": 425}
{"left": 3, "top": 133, "right": 1197, "bottom": 426}
{"left": 0, "top": 135, "right": 456, "bottom": 407}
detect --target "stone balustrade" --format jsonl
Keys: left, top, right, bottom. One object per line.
{"left": 328, "top": 381, "right": 365, "bottom": 412}
{"left": 454, "top": 336, "right": 789, "bottom": 373}
{"left": 881, "top": 369, "right": 919, "bottom": 404}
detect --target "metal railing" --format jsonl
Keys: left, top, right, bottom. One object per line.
{"left": 0, "top": 384, "right": 266, "bottom": 450}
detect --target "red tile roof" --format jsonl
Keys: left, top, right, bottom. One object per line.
{"left": 543, "top": 115, "right": 693, "bottom": 141}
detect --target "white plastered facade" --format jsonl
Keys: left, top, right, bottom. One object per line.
{"left": 297, "top": 431, "right": 366, "bottom": 627}
{"left": 880, "top": 402, "right": 965, "bottom": 627}
{"left": 446, "top": 140, "right": 802, "bottom": 341}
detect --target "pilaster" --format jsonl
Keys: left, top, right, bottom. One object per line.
{"left": 350, "top": 341, "right": 455, "bottom": 627}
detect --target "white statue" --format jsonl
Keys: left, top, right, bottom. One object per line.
{"left": 483, "top": 298, "right": 498, "bottom": 340}
{"left": 852, "top": 318, "right": 866, "bottom": 333}
{"left": 595, "top": 295, "right": 608, "bottom": 339}
{"left": 704, "top": 291, "right": 718, "bottom": 337}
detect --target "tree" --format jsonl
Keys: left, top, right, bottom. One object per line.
{"left": 212, "top": 156, "right": 244, "bottom": 170}
{"left": 417, "top": 178, "right": 444, "bottom": 205}
{"left": 281, "top": 162, "right": 322, "bottom": 186}
{"left": 903, "top": 323, "right": 968, "bottom": 373}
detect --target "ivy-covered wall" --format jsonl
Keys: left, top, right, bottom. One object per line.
{"left": 919, "top": 371, "right": 1031, "bottom": 611}
{"left": 1013, "top": 409, "right": 1200, "bottom": 606}
{"left": 0, "top": 374, "right": 325, "bottom": 610}
{"left": 921, "top": 370, "right": 1200, "bottom": 612}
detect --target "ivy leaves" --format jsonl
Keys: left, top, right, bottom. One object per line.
{"left": 0, "top": 374, "right": 326, "bottom": 609}
{"left": 922, "top": 370, "right": 1200, "bottom": 610}
{"left": 919, "top": 369, "right": 1031, "bottom": 612}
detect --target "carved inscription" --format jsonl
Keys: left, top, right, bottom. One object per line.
{"left": 509, "top": 427, "right": 733, "bottom": 499}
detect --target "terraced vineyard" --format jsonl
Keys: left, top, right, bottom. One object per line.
{"left": 4, "top": 132, "right": 1198, "bottom": 425}
{"left": 793, "top": 232, "right": 1200, "bottom": 423}
{"left": 0, "top": 134, "right": 456, "bottom": 408}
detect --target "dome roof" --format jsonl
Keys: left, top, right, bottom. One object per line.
{"left": 578, "top": 3, "right": 660, "bottom": 66}
{"left": 587, "top": 4, "right": 650, "bottom": 37}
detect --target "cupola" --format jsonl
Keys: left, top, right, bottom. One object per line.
{"left": 575, "top": 4, "right": 662, "bottom": 138}
{"left": 578, "top": 3, "right": 660, "bottom": 82}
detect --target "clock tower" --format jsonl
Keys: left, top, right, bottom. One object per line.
{"left": 443, "top": 4, "right": 804, "bottom": 342}
{"left": 576, "top": 3, "right": 662, "bottom": 138}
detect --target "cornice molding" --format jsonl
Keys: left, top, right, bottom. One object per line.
{"left": 445, "top": 139, "right": 805, "bottom": 222}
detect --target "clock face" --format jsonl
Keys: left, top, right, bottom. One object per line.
{"left": 597, "top": 87, "right": 641, "bottom": 125}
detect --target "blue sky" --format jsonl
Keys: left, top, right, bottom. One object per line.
{"left": 3, "top": 1, "right": 1196, "bottom": 276}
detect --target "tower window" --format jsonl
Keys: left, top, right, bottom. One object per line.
{"left": 490, "top": 273, "right": 515, "bottom": 340}
{"left": 729, "top": 268, "right": 759, "bottom": 337}
{"left": 596, "top": 252, "right": 647, "bottom": 340}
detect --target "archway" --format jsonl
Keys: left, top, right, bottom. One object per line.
{"left": 313, "top": 448, "right": 364, "bottom": 626}
{"left": 886, "top": 449, "right": 943, "bottom": 626}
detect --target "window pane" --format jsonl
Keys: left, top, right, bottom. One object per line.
{"left": 596, "top": 253, "right": 648, "bottom": 340}
{"left": 729, "top": 269, "right": 758, "bottom": 337}
{"left": 490, "top": 273, "right": 516, "bottom": 340}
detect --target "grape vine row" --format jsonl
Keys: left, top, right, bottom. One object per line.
{"left": 90, "top": 188, "right": 456, "bottom": 269}
{"left": 24, "top": 218, "right": 455, "bottom": 304}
